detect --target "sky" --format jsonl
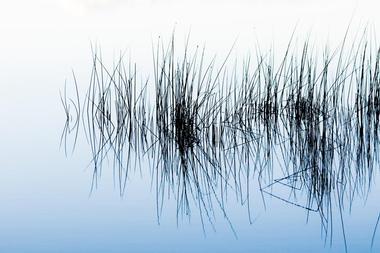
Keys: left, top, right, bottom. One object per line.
{"left": 1, "top": 0, "right": 378, "bottom": 54}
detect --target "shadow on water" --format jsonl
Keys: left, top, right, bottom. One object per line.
{"left": 61, "top": 32, "right": 380, "bottom": 250}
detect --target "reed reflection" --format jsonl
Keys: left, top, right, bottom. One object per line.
{"left": 61, "top": 33, "right": 380, "bottom": 248}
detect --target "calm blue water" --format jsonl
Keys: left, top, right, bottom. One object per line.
{"left": 1, "top": 0, "right": 380, "bottom": 252}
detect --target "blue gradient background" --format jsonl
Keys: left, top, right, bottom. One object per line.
{"left": 1, "top": 0, "right": 380, "bottom": 252}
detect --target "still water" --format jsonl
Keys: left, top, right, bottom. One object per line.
{"left": 1, "top": 0, "right": 380, "bottom": 252}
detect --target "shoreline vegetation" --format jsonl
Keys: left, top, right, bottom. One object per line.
{"left": 61, "top": 32, "right": 380, "bottom": 249}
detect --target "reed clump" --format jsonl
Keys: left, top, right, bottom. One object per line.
{"left": 62, "top": 32, "right": 380, "bottom": 243}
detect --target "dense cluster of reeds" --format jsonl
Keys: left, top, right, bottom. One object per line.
{"left": 61, "top": 34, "right": 380, "bottom": 245}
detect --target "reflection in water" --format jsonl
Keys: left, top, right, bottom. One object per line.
{"left": 62, "top": 33, "right": 380, "bottom": 250}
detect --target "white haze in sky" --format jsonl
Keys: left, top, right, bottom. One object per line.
{"left": 0, "top": 0, "right": 379, "bottom": 100}
{"left": 1, "top": 0, "right": 378, "bottom": 39}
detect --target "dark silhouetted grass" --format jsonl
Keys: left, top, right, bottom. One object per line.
{"left": 61, "top": 31, "right": 380, "bottom": 248}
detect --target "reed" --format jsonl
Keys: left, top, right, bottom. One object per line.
{"left": 62, "top": 31, "right": 380, "bottom": 246}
